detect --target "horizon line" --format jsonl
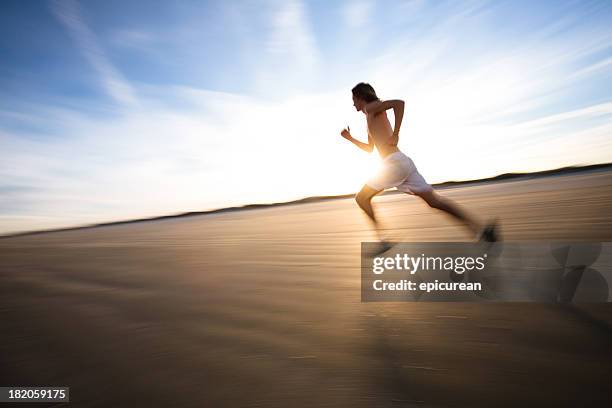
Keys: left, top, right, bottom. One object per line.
{"left": 1, "top": 162, "right": 611, "bottom": 239}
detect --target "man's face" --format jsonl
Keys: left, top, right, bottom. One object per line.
{"left": 352, "top": 94, "right": 365, "bottom": 112}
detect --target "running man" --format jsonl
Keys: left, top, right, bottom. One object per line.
{"left": 340, "top": 82, "right": 497, "bottom": 245}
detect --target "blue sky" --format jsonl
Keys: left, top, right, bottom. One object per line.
{"left": 1, "top": 0, "right": 612, "bottom": 234}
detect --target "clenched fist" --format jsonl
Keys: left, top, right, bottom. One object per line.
{"left": 340, "top": 126, "right": 352, "bottom": 140}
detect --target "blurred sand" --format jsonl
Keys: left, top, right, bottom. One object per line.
{"left": 1, "top": 170, "right": 612, "bottom": 407}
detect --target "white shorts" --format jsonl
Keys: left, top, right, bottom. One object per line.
{"left": 366, "top": 151, "right": 432, "bottom": 194}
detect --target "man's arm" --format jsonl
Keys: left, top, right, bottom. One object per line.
{"left": 364, "top": 99, "right": 405, "bottom": 146}
{"left": 340, "top": 127, "right": 373, "bottom": 153}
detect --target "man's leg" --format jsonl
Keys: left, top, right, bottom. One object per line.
{"left": 355, "top": 185, "right": 384, "bottom": 239}
{"left": 415, "top": 190, "right": 481, "bottom": 235}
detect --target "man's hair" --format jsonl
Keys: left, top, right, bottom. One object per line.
{"left": 352, "top": 82, "right": 379, "bottom": 103}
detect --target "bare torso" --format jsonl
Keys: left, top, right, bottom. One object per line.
{"left": 366, "top": 111, "right": 400, "bottom": 159}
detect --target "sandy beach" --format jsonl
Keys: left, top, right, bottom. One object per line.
{"left": 1, "top": 169, "right": 612, "bottom": 407}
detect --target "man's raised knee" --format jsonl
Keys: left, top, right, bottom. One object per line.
{"left": 355, "top": 190, "right": 374, "bottom": 209}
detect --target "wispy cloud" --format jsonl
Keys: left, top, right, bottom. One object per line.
{"left": 50, "top": 0, "right": 137, "bottom": 106}
{"left": 267, "top": 0, "right": 318, "bottom": 65}
{"left": 569, "top": 55, "right": 612, "bottom": 80}
{"left": 256, "top": 0, "right": 319, "bottom": 95}
{"left": 509, "top": 102, "right": 612, "bottom": 132}
{"left": 343, "top": 0, "right": 372, "bottom": 28}
{"left": 109, "top": 29, "right": 156, "bottom": 49}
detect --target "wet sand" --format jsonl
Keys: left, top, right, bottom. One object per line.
{"left": 1, "top": 170, "right": 612, "bottom": 407}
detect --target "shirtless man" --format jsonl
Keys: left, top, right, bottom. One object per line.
{"left": 340, "top": 82, "right": 497, "bottom": 244}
